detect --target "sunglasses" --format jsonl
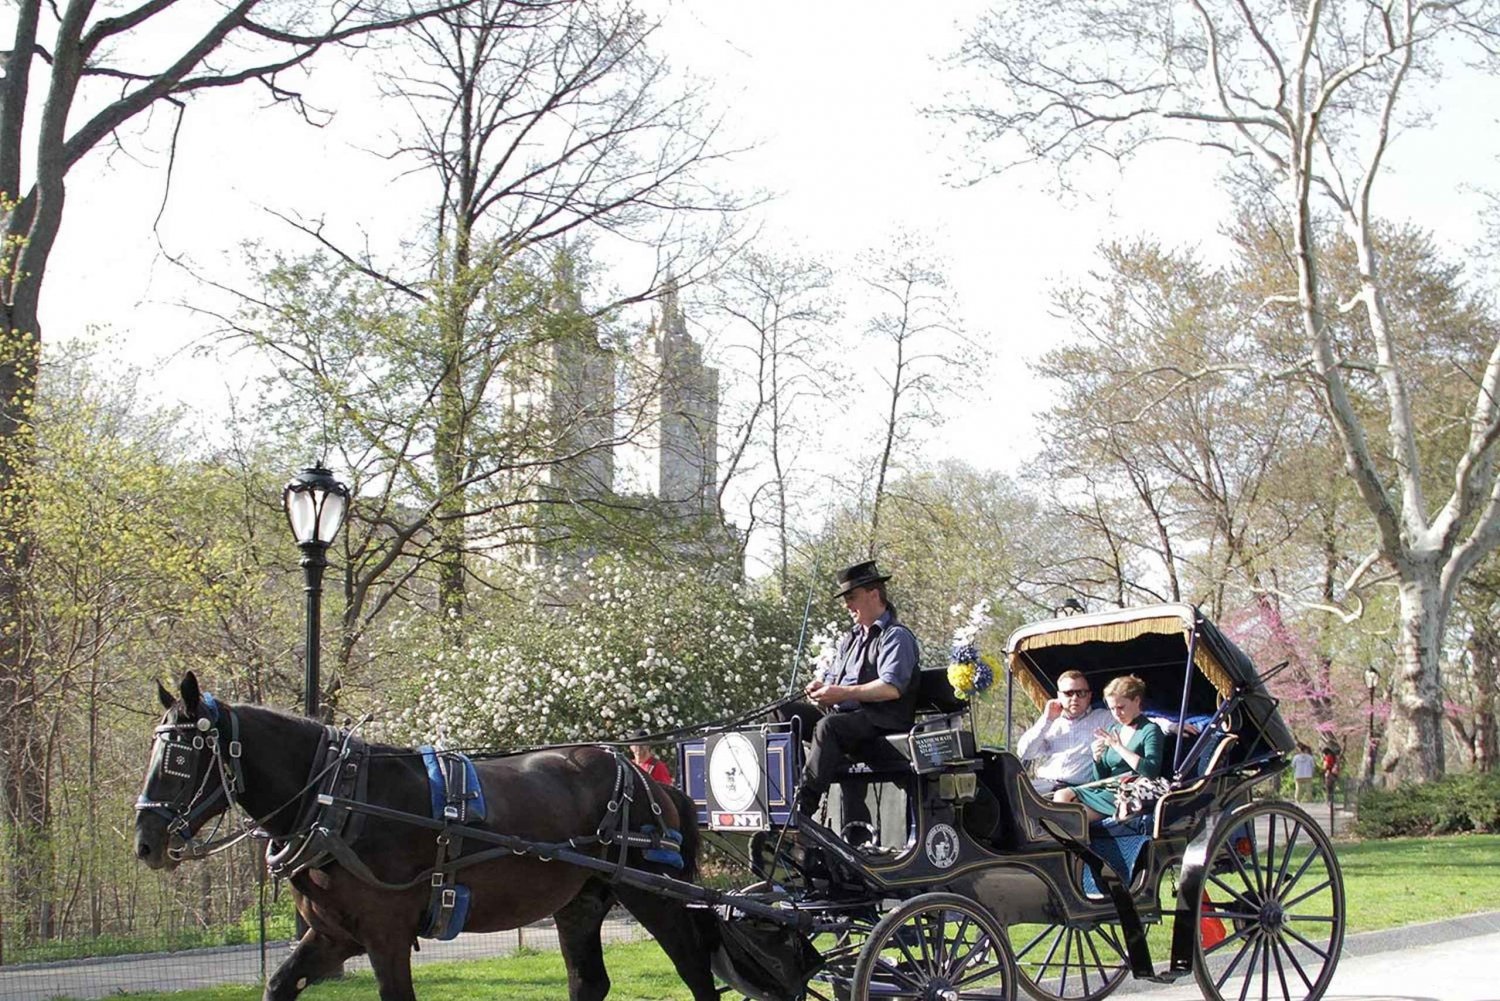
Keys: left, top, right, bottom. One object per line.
{"left": 1059, "top": 689, "right": 1091, "bottom": 697}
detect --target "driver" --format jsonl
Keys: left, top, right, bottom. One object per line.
{"left": 781, "top": 560, "right": 918, "bottom": 833}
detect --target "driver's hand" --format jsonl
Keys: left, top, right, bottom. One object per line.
{"left": 1044, "top": 699, "right": 1064, "bottom": 720}
{"left": 810, "top": 684, "right": 840, "bottom": 708}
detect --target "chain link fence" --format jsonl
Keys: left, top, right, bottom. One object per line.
{"left": 0, "top": 836, "right": 649, "bottom": 1001}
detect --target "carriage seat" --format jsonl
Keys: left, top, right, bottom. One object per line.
{"left": 1151, "top": 728, "right": 1239, "bottom": 838}
{"left": 969, "top": 749, "right": 1090, "bottom": 851}
{"left": 839, "top": 668, "right": 979, "bottom": 779}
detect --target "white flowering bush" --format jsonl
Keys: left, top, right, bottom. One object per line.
{"left": 388, "top": 558, "right": 799, "bottom": 748}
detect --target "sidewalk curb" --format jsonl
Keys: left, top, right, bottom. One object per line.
{"left": 1110, "top": 909, "right": 1500, "bottom": 995}
{"left": 1339, "top": 909, "right": 1500, "bottom": 958}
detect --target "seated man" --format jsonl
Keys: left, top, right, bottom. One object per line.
{"left": 780, "top": 560, "right": 918, "bottom": 837}
{"left": 1014, "top": 670, "right": 1113, "bottom": 794}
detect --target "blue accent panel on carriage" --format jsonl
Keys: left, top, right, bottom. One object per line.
{"left": 680, "top": 728, "right": 798, "bottom": 828}
{"left": 1082, "top": 816, "right": 1152, "bottom": 897}
{"left": 199, "top": 692, "right": 221, "bottom": 724}
{"left": 419, "top": 884, "right": 472, "bottom": 940}
{"left": 639, "top": 824, "right": 685, "bottom": 869}
{"left": 418, "top": 747, "right": 487, "bottom": 823}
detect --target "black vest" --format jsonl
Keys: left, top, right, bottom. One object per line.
{"left": 839, "top": 620, "right": 919, "bottom": 731}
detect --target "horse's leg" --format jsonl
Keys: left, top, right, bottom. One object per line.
{"left": 264, "top": 929, "right": 361, "bottom": 1001}
{"left": 553, "top": 880, "right": 615, "bottom": 1001}
{"left": 614, "top": 885, "right": 721, "bottom": 1001}
{"left": 364, "top": 939, "right": 419, "bottom": 1001}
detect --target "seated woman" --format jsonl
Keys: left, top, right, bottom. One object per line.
{"left": 1053, "top": 674, "right": 1164, "bottom": 822}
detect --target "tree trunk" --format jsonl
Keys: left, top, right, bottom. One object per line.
{"left": 1385, "top": 572, "right": 1447, "bottom": 782}
{"left": 434, "top": 233, "right": 470, "bottom": 631}
{"left": 0, "top": 312, "right": 51, "bottom": 944}
{"left": 1470, "top": 619, "right": 1498, "bottom": 774}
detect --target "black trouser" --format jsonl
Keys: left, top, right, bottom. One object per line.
{"left": 778, "top": 702, "right": 903, "bottom": 826}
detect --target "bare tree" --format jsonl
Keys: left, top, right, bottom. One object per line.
{"left": 949, "top": 0, "right": 1500, "bottom": 781}
{"left": 0, "top": 0, "right": 467, "bottom": 936}
{"left": 209, "top": 0, "right": 739, "bottom": 699}
{"left": 706, "top": 248, "right": 839, "bottom": 586}
{"left": 858, "top": 234, "right": 979, "bottom": 556}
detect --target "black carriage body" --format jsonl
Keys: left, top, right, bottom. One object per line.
{"left": 691, "top": 603, "right": 1340, "bottom": 1001}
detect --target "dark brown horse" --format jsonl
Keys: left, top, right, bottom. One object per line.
{"left": 134, "top": 672, "right": 719, "bottom": 1001}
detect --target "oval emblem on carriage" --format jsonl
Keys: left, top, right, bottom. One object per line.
{"left": 924, "top": 823, "right": 960, "bottom": 869}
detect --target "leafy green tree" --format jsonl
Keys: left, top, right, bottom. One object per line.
{"left": 0, "top": 0, "right": 479, "bottom": 932}
{"left": 808, "top": 460, "right": 1043, "bottom": 666}
{"left": 949, "top": 0, "right": 1500, "bottom": 781}
{"left": 1, "top": 342, "right": 289, "bottom": 944}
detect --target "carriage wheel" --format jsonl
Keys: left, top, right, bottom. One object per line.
{"left": 1009, "top": 919, "right": 1128, "bottom": 1001}
{"left": 1192, "top": 802, "right": 1344, "bottom": 1001}
{"left": 800, "top": 907, "right": 880, "bottom": 1001}
{"left": 851, "top": 892, "right": 1016, "bottom": 1000}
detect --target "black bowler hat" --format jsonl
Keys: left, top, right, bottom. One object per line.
{"left": 833, "top": 560, "right": 891, "bottom": 598}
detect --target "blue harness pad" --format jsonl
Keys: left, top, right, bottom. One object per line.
{"left": 416, "top": 747, "right": 485, "bottom": 941}
{"left": 640, "top": 824, "right": 684, "bottom": 869}
{"left": 418, "top": 747, "right": 487, "bottom": 823}
{"left": 420, "top": 884, "right": 472, "bottom": 941}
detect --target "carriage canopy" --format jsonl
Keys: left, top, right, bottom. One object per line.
{"left": 1003, "top": 602, "right": 1294, "bottom": 756}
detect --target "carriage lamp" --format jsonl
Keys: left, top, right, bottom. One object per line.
{"left": 283, "top": 465, "right": 350, "bottom": 720}
{"left": 1363, "top": 667, "right": 1381, "bottom": 788}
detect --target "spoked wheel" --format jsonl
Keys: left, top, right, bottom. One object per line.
{"left": 851, "top": 892, "right": 1017, "bottom": 1000}
{"left": 802, "top": 906, "right": 880, "bottom": 1001}
{"left": 1009, "top": 919, "right": 1128, "bottom": 1001}
{"left": 1193, "top": 802, "right": 1344, "bottom": 1001}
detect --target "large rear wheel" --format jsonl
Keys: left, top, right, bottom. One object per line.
{"left": 1192, "top": 802, "right": 1344, "bottom": 1001}
{"left": 1010, "top": 919, "right": 1129, "bottom": 1001}
{"left": 851, "top": 892, "right": 1016, "bottom": 1000}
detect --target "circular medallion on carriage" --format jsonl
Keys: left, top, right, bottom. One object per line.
{"left": 924, "top": 822, "right": 960, "bottom": 869}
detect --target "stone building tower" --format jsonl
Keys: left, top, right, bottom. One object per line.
{"left": 649, "top": 282, "right": 719, "bottom": 514}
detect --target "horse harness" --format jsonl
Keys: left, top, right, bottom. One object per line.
{"left": 284, "top": 744, "right": 686, "bottom": 940}
{"left": 135, "top": 692, "right": 251, "bottom": 859}
{"left": 138, "top": 693, "right": 685, "bottom": 941}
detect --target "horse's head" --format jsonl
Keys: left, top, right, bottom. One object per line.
{"left": 134, "top": 671, "right": 238, "bottom": 870}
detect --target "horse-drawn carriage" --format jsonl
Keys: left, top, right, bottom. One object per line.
{"left": 135, "top": 603, "right": 1343, "bottom": 1001}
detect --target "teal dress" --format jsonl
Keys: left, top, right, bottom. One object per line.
{"left": 1074, "top": 719, "right": 1164, "bottom": 818}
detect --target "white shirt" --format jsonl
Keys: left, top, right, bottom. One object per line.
{"left": 1292, "top": 752, "right": 1316, "bottom": 780}
{"left": 1015, "top": 706, "right": 1115, "bottom": 785}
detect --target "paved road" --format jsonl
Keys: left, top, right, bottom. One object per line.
{"left": 1115, "top": 913, "right": 1500, "bottom": 1000}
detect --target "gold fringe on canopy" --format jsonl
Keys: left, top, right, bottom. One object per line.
{"left": 1006, "top": 614, "right": 1235, "bottom": 709}
{"left": 1016, "top": 616, "right": 1187, "bottom": 650}
{"left": 1006, "top": 653, "right": 1052, "bottom": 710}
{"left": 1192, "top": 644, "right": 1235, "bottom": 700}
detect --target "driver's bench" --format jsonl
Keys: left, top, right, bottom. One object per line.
{"left": 819, "top": 668, "right": 983, "bottom": 847}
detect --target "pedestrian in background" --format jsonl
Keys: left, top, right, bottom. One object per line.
{"left": 1291, "top": 743, "right": 1316, "bottom": 802}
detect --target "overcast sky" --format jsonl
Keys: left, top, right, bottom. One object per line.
{"left": 37, "top": 0, "right": 1500, "bottom": 554}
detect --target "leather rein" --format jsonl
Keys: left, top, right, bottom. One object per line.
{"left": 137, "top": 698, "right": 680, "bottom": 895}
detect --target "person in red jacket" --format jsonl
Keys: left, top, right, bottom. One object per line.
{"left": 631, "top": 737, "right": 671, "bottom": 784}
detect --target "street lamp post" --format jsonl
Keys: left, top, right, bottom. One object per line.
{"left": 283, "top": 466, "right": 350, "bottom": 722}
{"left": 282, "top": 466, "right": 348, "bottom": 949}
{"left": 1364, "top": 667, "right": 1381, "bottom": 789}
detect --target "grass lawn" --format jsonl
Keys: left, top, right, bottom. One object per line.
{"left": 105, "top": 834, "right": 1500, "bottom": 1001}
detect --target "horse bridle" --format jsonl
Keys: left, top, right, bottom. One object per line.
{"left": 135, "top": 692, "right": 248, "bottom": 860}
